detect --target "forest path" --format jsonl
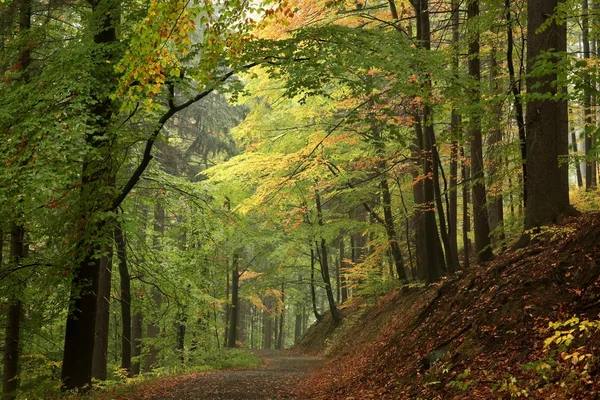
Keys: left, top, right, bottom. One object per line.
{"left": 134, "top": 350, "right": 324, "bottom": 400}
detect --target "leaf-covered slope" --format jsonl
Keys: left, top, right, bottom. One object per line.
{"left": 294, "top": 213, "right": 600, "bottom": 399}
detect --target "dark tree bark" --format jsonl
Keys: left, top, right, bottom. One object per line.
{"left": 310, "top": 248, "right": 323, "bottom": 321}
{"left": 487, "top": 47, "right": 506, "bottom": 248}
{"left": 467, "top": 0, "right": 494, "bottom": 263}
{"left": 583, "top": 0, "right": 596, "bottom": 190}
{"left": 448, "top": 0, "right": 460, "bottom": 271}
{"left": 61, "top": 0, "right": 118, "bottom": 390}
{"left": 525, "top": 0, "right": 572, "bottom": 229}
{"left": 114, "top": 222, "right": 132, "bottom": 376}
{"left": 314, "top": 187, "right": 341, "bottom": 322}
{"left": 227, "top": 250, "right": 240, "bottom": 348}
{"left": 92, "top": 248, "right": 113, "bottom": 381}
{"left": 506, "top": 0, "right": 528, "bottom": 205}
{"left": 460, "top": 145, "right": 472, "bottom": 268}
{"left": 380, "top": 179, "right": 408, "bottom": 280}
{"left": 3, "top": 223, "right": 25, "bottom": 400}
{"left": 3, "top": 1, "right": 30, "bottom": 396}
{"left": 412, "top": 0, "right": 444, "bottom": 283}
{"left": 276, "top": 284, "right": 285, "bottom": 349}
{"left": 145, "top": 202, "right": 164, "bottom": 371}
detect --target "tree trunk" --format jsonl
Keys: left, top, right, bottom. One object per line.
{"left": 380, "top": 179, "right": 408, "bottom": 280}
{"left": 448, "top": 0, "right": 460, "bottom": 272}
{"left": 227, "top": 250, "right": 240, "bottom": 348}
{"left": 413, "top": 0, "right": 444, "bottom": 283}
{"left": 487, "top": 47, "right": 506, "bottom": 248}
{"left": 583, "top": 0, "right": 595, "bottom": 190}
{"left": 572, "top": 127, "right": 584, "bottom": 187}
{"left": 61, "top": 1, "right": 118, "bottom": 389}
{"left": 310, "top": 248, "right": 323, "bottom": 321}
{"left": 506, "top": 0, "right": 528, "bottom": 205}
{"left": 467, "top": 0, "right": 494, "bottom": 263}
{"left": 525, "top": 0, "right": 571, "bottom": 229}
{"left": 3, "top": 223, "right": 25, "bottom": 400}
{"left": 276, "top": 284, "right": 285, "bottom": 349}
{"left": 92, "top": 248, "right": 113, "bottom": 381}
{"left": 460, "top": 145, "right": 472, "bottom": 268}
{"left": 145, "top": 202, "right": 164, "bottom": 371}
{"left": 314, "top": 187, "right": 341, "bottom": 322}
{"left": 131, "top": 312, "right": 143, "bottom": 376}
{"left": 114, "top": 222, "right": 132, "bottom": 376}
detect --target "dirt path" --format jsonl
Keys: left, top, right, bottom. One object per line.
{"left": 133, "top": 350, "right": 324, "bottom": 400}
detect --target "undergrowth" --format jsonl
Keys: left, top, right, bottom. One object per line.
{"left": 57, "top": 349, "right": 261, "bottom": 399}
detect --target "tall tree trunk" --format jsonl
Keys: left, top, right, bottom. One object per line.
{"left": 583, "top": 0, "right": 595, "bottom": 190}
{"left": 114, "top": 222, "right": 132, "bottom": 376}
{"left": 487, "top": 47, "right": 506, "bottom": 248}
{"left": 61, "top": 0, "right": 118, "bottom": 390}
{"left": 413, "top": 0, "right": 444, "bottom": 283}
{"left": 525, "top": 0, "right": 572, "bottom": 229}
{"left": 310, "top": 248, "right": 323, "bottom": 321}
{"left": 3, "top": 3, "right": 30, "bottom": 395}
{"left": 314, "top": 187, "right": 341, "bottom": 322}
{"left": 460, "top": 145, "right": 472, "bottom": 268}
{"left": 380, "top": 179, "right": 408, "bottom": 280}
{"left": 448, "top": 0, "right": 460, "bottom": 271}
{"left": 276, "top": 284, "right": 285, "bottom": 349}
{"left": 92, "top": 248, "right": 113, "bottom": 381}
{"left": 572, "top": 127, "right": 584, "bottom": 187}
{"left": 506, "top": 0, "right": 528, "bottom": 205}
{"left": 144, "top": 202, "right": 164, "bottom": 371}
{"left": 467, "top": 0, "right": 494, "bottom": 263}
{"left": 227, "top": 250, "right": 240, "bottom": 348}
{"left": 3, "top": 223, "right": 25, "bottom": 400}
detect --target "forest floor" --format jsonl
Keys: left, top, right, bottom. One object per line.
{"left": 126, "top": 350, "right": 324, "bottom": 400}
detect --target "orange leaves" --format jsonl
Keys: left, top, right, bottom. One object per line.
{"left": 115, "top": 0, "right": 195, "bottom": 107}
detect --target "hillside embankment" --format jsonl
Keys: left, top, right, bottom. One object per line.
{"left": 294, "top": 213, "right": 600, "bottom": 399}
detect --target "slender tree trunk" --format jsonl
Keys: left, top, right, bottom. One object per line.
{"left": 380, "top": 179, "right": 408, "bottom": 280}
{"left": 506, "top": 0, "right": 528, "bottom": 205}
{"left": 467, "top": 0, "right": 494, "bottom": 263}
{"left": 144, "top": 202, "right": 164, "bottom": 371}
{"left": 3, "top": 223, "right": 25, "bottom": 400}
{"left": 487, "top": 47, "right": 506, "bottom": 248}
{"left": 432, "top": 143, "right": 457, "bottom": 274}
{"left": 583, "top": 0, "right": 595, "bottom": 190}
{"left": 460, "top": 145, "right": 472, "bottom": 268}
{"left": 114, "top": 222, "right": 132, "bottom": 376}
{"left": 314, "top": 187, "right": 341, "bottom": 322}
{"left": 92, "top": 248, "right": 113, "bottom": 381}
{"left": 448, "top": 0, "right": 460, "bottom": 272}
{"left": 572, "top": 127, "right": 584, "bottom": 187}
{"left": 310, "top": 248, "right": 323, "bottom": 321}
{"left": 277, "top": 284, "right": 285, "bottom": 349}
{"left": 227, "top": 251, "right": 240, "bottom": 348}
{"left": 131, "top": 312, "right": 143, "bottom": 376}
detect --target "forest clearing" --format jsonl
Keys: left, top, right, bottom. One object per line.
{"left": 1, "top": 0, "right": 600, "bottom": 398}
